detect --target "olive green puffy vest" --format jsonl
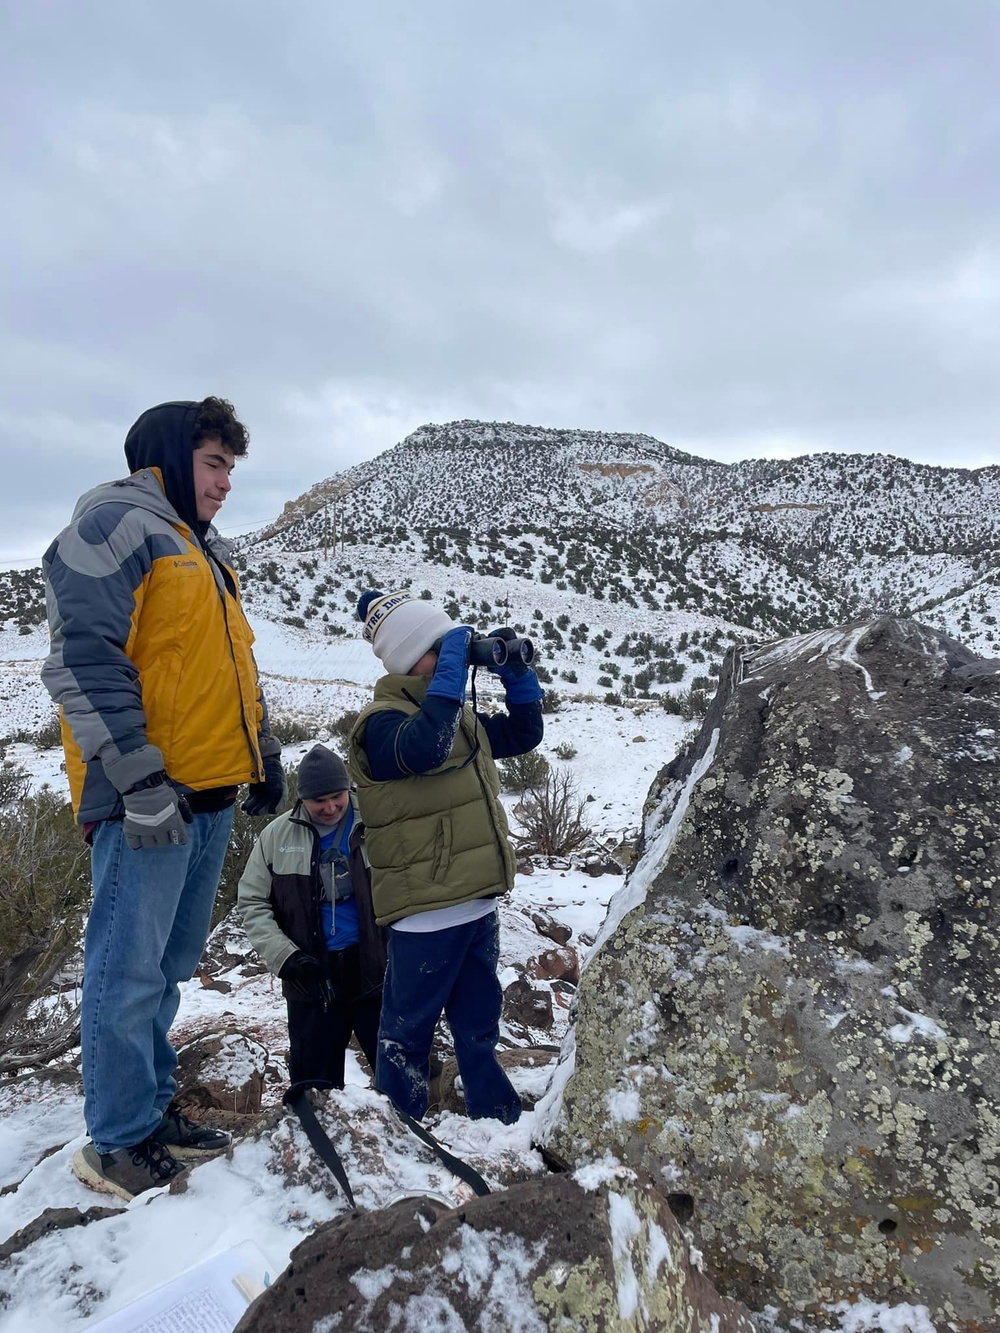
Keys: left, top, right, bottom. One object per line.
{"left": 347, "top": 675, "right": 515, "bottom": 926}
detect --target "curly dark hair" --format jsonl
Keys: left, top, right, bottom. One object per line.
{"left": 193, "top": 396, "right": 250, "bottom": 456}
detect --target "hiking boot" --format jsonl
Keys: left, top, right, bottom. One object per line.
{"left": 150, "top": 1102, "right": 232, "bottom": 1157}
{"left": 72, "top": 1137, "right": 188, "bottom": 1202}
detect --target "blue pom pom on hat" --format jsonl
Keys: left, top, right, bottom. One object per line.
{"left": 357, "top": 589, "right": 383, "bottom": 622}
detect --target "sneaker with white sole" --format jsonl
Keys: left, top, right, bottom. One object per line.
{"left": 72, "top": 1136, "right": 188, "bottom": 1201}
{"left": 150, "top": 1102, "right": 232, "bottom": 1157}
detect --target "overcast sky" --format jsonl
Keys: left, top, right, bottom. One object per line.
{"left": 3, "top": 1, "right": 999, "bottom": 562}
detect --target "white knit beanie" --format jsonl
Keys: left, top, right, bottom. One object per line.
{"left": 360, "top": 590, "right": 454, "bottom": 675}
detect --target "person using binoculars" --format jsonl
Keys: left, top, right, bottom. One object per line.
{"left": 348, "top": 589, "right": 544, "bottom": 1124}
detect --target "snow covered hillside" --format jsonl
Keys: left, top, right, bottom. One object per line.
{"left": 243, "top": 419, "right": 1000, "bottom": 662}
{"left": 3, "top": 422, "right": 998, "bottom": 730}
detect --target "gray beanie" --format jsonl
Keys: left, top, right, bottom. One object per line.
{"left": 297, "top": 745, "right": 350, "bottom": 799}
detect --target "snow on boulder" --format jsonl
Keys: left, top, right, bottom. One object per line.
{"left": 541, "top": 618, "right": 1000, "bottom": 1328}
{"left": 175, "top": 1029, "right": 269, "bottom": 1115}
{"left": 235, "top": 1169, "right": 755, "bottom": 1333}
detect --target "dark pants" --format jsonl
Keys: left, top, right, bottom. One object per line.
{"left": 376, "top": 912, "right": 521, "bottom": 1124}
{"left": 286, "top": 944, "right": 381, "bottom": 1088}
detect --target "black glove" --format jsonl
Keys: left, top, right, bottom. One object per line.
{"left": 122, "top": 774, "right": 193, "bottom": 850}
{"left": 278, "top": 951, "right": 325, "bottom": 996}
{"left": 243, "top": 738, "right": 286, "bottom": 816}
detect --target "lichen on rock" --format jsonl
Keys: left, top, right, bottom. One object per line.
{"left": 543, "top": 618, "right": 1000, "bottom": 1328}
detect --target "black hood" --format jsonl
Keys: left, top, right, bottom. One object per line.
{"left": 123, "top": 401, "right": 205, "bottom": 535}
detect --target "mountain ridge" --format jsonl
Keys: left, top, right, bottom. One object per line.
{"left": 2, "top": 421, "right": 998, "bottom": 711}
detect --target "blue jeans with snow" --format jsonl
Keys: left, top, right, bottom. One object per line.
{"left": 83, "top": 808, "right": 234, "bottom": 1153}
{"left": 376, "top": 912, "right": 521, "bottom": 1124}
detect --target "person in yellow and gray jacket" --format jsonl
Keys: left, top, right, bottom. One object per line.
{"left": 41, "top": 397, "right": 285, "bottom": 1202}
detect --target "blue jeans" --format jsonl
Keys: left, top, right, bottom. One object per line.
{"left": 376, "top": 912, "right": 521, "bottom": 1124}
{"left": 82, "top": 808, "right": 234, "bottom": 1153}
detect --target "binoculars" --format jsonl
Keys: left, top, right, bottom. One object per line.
{"left": 470, "top": 632, "right": 535, "bottom": 668}
{"left": 433, "top": 632, "right": 536, "bottom": 668}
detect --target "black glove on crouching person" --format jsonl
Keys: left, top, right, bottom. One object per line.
{"left": 243, "top": 735, "right": 286, "bottom": 816}
{"left": 278, "top": 951, "right": 326, "bottom": 997}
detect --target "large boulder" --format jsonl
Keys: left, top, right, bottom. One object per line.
{"left": 236, "top": 1170, "right": 756, "bottom": 1332}
{"left": 541, "top": 619, "right": 1000, "bottom": 1328}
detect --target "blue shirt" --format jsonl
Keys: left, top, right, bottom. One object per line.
{"left": 316, "top": 810, "right": 361, "bottom": 951}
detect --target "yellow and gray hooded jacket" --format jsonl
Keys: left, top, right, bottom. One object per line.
{"left": 41, "top": 403, "right": 268, "bottom": 824}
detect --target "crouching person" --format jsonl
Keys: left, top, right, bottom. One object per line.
{"left": 238, "top": 745, "right": 386, "bottom": 1087}
{"left": 348, "top": 590, "right": 544, "bottom": 1125}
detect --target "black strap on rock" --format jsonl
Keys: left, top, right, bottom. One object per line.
{"left": 395, "top": 1108, "right": 491, "bottom": 1197}
{"left": 283, "top": 1082, "right": 357, "bottom": 1210}
{"left": 282, "top": 1080, "right": 491, "bottom": 1202}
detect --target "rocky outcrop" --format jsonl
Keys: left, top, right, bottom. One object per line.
{"left": 542, "top": 619, "right": 1000, "bottom": 1328}
{"left": 175, "top": 1029, "right": 269, "bottom": 1114}
{"left": 236, "top": 1170, "right": 755, "bottom": 1333}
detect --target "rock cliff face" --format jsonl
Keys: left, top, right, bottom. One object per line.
{"left": 543, "top": 618, "right": 1000, "bottom": 1328}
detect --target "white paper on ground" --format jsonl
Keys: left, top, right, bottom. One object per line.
{"left": 85, "top": 1240, "right": 277, "bottom": 1333}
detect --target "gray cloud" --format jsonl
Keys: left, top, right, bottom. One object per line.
{"left": 3, "top": 0, "right": 999, "bottom": 560}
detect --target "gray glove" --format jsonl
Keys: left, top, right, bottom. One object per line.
{"left": 101, "top": 745, "right": 193, "bottom": 850}
{"left": 122, "top": 777, "right": 193, "bottom": 850}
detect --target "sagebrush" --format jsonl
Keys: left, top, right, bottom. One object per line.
{"left": 514, "top": 768, "right": 591, "bottom": 857}
{"left": 0, "top": 766, "right": 91, "bottom": 1068}
{"left": 498, "top": 749, "right": 551, "bottom": 794}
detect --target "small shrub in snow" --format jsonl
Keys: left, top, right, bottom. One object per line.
{"left": 270, "top": 714, "right": 314, "bottom": 744}
{"left": 553, "top": 742, "right": 577, "bottom": 760}
{"left": 0, "top": 768, "right": 91, "bottom": 1069}
{"left": 514, "top": 770, "right": 591, "bottom": 857}
{"left": 499, "top": 750, "right": 551, "bottom": 793}
{"left": 329, "top": 709, "right": 361, "bottom": 742}
{"left": 33, "top": 715, "right": 63, "bottom": 749}
{"left": 678, "top": 687, "right": 711, "bottom": 720}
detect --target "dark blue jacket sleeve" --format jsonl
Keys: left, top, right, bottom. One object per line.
{"left": 364, "top": 697, "right": 464, "bottom": 780}
{"left": 480, "top": 700, "right": 544, "bottom": 759}
{"left": 41, "top": 501, "right": 158, "bottom": 763}
{"left": 364, "top": 695, "right": 543, "bottom": 781}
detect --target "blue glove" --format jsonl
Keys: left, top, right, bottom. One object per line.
{"left": 489, "top": 628, "right": 543, "bottom": 704}
{"left": 426, "top": 626, "right": 473, "bottom": 705}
